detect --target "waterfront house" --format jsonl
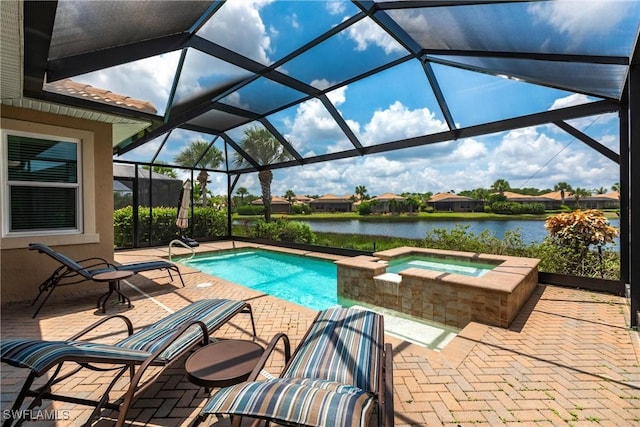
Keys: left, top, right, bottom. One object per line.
{"left": 309, "top": 194, "right": 352, "bottom": 212}
{"left": 370, "top": 192, "right": 406, "bottom": 214}
{"left": 428, "top": 193, "right": 484, "bottom": 212}
{"left": 502, "top": 191, "right": 556, "bottom": 209}
{"left": 250, "top": 196, "right": 291, "bottom": 214}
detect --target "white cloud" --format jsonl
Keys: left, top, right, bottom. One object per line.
{"left": 447, "top": 138, "right": 488, "bottom": 161}
{"left": 549, "top": 93, "right": 592, "bottom": 110}
{"left": 358, "top": 101, "right": 449, "bottom": 145}
{"left": 284, "top": 97, "right": 354, "bottom": 155}
{"left": 326, "top": 1, "right": 347, "bottom": 16}
{"left": 528, "top": 0, "right": 629, "bottom": 40}
{"left": 344, "top": 17, "right": 406, "bottom": 55}
{"left": 198, "top": 0, "right": 274, "bottom": 64}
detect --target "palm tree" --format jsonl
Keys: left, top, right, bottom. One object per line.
{"left": 572, "top": 187, "right": 592, "bottom": 209}
{"left": 175, "top": 140, "right": 223, "bottom": 207}
{"left": 490, "top": 179, "right": 510, "bottom": 196}
{"left": 236, "top": 187, "right": 249, "bottom": 204}
{"left": 232, "top": 126, "right": 293, "bottom": 222}
{"left": 554, "top": 182, "right": 573, "bottom": 205}
{"left": 594, "top": 186, "right": 607, "bottom": 194}
{"left": 611, "top": 182, "right": 620, "bottom": 193}
{"left": 355, "top": 185, "right": 368, "bottom": 201}
{"left": 142, "top": 162, "right": 177, "bottom": 178}
{"left": 284, "top": 189, "right": 296, "bottom": 203}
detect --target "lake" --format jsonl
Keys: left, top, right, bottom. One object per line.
{"left": 298, "top": 218, "right": 621, "bottom": 245}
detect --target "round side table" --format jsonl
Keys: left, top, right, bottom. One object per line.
{"left": 185, "top": 339, "right": 264, "bottom": 392}
{"left": 92, "top": 270, "right": 133, "bottom": 313}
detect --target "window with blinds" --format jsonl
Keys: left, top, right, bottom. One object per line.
{"left": 4, "top": 132, "right": 81, "bottom": 234}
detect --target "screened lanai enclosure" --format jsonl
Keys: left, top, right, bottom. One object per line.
{"left": 5, "top": 0, "right": 640, "bottom": 326}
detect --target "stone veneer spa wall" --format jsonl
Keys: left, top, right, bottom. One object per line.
{"left": 336, "top": 247, "right": 540, "bottom": 329}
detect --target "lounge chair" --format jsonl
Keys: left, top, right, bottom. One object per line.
{"left": 1, "top": 298, "right": 256, "bottom": 427}
{"left": 29, "top": 242, "right": 185, "bottom": 318}
{"left": 195, "top": 306, "right": 394, "bottom": 427}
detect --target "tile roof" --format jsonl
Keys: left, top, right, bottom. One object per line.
{"left": 43, "top": 79, "right": 157, "bottom": 114}
{"left": 372, "top": 193, "right": 405, "bottom": 201}
{"left": 429, "top": 192, "right": 473, "bottom": 202}
{"left": 311, "top": 194, "right": 352, "bottom": 202}
{"left": 251, "top": 196, "right": 290, "bottom": 205}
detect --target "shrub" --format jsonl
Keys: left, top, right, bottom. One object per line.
{"left": 422, "top": 223, "right": 619, "bottom": 279}
{"left": 237, "top": 205, "right": 265, "bottom": 215}
{"left": 424, "top": 225, "right": 531, "bottom": 256}
{"left": 251, "top": 218, "right": 316, "bottom": 244}
{"left": 291, "top": 203, "right": 312, "bottom": 214}
{"left": 490, "top": 201, "right": 545, "bottom": 215}
{"left": 543, "top": 209, "right": 619, "bottom": 277}
{"left": 113, "top": 206, "right": 227, "bottom": 247}
{"left": 358, "top": 201, "right": 372, "bottom": 215}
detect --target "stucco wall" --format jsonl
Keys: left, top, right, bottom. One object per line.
{"left": 1, "top": 106, "right": 115, "bottom": 303}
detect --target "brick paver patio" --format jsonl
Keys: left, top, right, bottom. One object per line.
{"left": 2, "top": 241, "right": 639, "bottom": 426}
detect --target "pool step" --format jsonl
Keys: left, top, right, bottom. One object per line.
{"left": 374, "top": 272, "right": 402, "bottom": 296}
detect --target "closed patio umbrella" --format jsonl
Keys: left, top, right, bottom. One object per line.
{"left": 176, "top": 179, "right": 199, "bottom": 247}
{"left": 176, "top": 179, "right": 192, "bottom": 231}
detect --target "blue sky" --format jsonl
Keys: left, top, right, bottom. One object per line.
{"left": 73, "top": 0, "right": 635, "bottom": 198}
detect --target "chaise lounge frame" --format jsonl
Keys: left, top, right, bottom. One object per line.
{"left": 195, "top": 306, "right": 394, "bottom": 427}
{"left": 29, "top": 242, "right": 185, "bottom": 318}
{"left": 1, "top": 299, "right": 256, "bottom": 427}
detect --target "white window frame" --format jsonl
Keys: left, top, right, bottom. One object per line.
{"left": 0, "top": 119, "right": 98, "bottom": 249}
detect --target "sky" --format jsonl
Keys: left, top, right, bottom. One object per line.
{"left": 72, "top": 0, "right": 636, "bottom": 198}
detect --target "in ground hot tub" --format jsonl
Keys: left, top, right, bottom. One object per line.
{"left": 336, "top": 246, "right": 539, "bottom": 329}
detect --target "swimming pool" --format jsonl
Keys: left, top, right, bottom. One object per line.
{"left": 181, "top": 249, "right": 338, "bottom": 311}
{"left": 180, "top": 247, "right": 463, "bottom": 350}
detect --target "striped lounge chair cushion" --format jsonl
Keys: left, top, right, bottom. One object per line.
{"left": 1, "top": 299, "right": 246, "bottom": 375}
{"left": 202, "top": 377, "right": 375, "bottom": 427}
{"left": 116, "top": 299, "right": 247, "bottom": 361}
{"left": 1, "top": 340, "right": 151, "bottom": 376}
{"left": 283, "top": 307, "right": 383, "bottom": 393}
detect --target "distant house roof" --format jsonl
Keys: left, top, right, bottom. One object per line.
{"left": 44, "top": 78, "right": 157, "bottom": 114}
{"left": 502, "top": 191, "right": 551, "bottom": 202}
{"left": 310, "top": 194, "right": 352, "bottom": 203}
{"left": 585, "top": 192, "right": 620, "bottom": 201}
{"left": 429, "top": 192, "right": 473, "bottom": 202}
{"left": 372, "top": 192, "right": 405, "bottom": 201}
{"left": 251, "top": 196, "right": 290, "bottom": 205}
{"left": 293, "top": 195, "right": 314, "bottom": 203}
{"left": 538, "top": 190, "right": 573, "bottom": 201}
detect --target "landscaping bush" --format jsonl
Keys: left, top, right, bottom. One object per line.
{"left": 237, "top": 205, "right": 265, "bottom": 215}
{"left": 251, "top": 218, "right": 316, "bottom": 244}
{"left": 291, "top": 203, "right": 312, "bottom": 214}
{"left": 424, "top": 225, "right": 531, "bottom": 256}
{"left": 113, "top": 206, "right": 227, "bottom": 247}
{"left": 358, "top": 201, "right": 372, "bottom": 215}
{"left": 421, "top": 222, "right": 620, "bottom": 280}
{"left": 542, "top": 209, "right": 619, "bottom": 278}
{"left": 490, "top": 201, "right": 545, "bottom": 215}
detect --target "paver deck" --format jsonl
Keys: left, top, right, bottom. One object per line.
{"left": 2, "top": 241, "right": 639, "bottom": 426}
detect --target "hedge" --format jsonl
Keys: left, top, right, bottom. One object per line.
{"left": 114, "top": 206, "right": 227, "bottom": 247}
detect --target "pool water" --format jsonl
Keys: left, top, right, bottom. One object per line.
{"left": 182, "top": 249, "right": 337, "bottom": 311}
{"left": 387, "top": 256, "right": 495, "bottom": 277}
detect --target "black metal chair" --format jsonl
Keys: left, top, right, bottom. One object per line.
{"left": 29, "top": 243, "right": 184, "bottom": 318}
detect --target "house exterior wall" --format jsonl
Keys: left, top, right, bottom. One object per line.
{"left": 310, "top": 201, "right": 351, "bottom": 212}
{"left": 430, "top": 200, "right": 484, "bottom": 212}
{"left": 1, "top": 106, "right": 115, "bottom": 303}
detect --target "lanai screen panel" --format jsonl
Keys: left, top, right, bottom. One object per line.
{"left": 49, "top": 0, "right": 216, "bottom": 59}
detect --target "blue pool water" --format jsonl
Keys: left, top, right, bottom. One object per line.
{"left": 181, "top": 249, "right": 338, "bottom": 311}
{"left": 387, "top": 256, "right": 495, "bottom": 277}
